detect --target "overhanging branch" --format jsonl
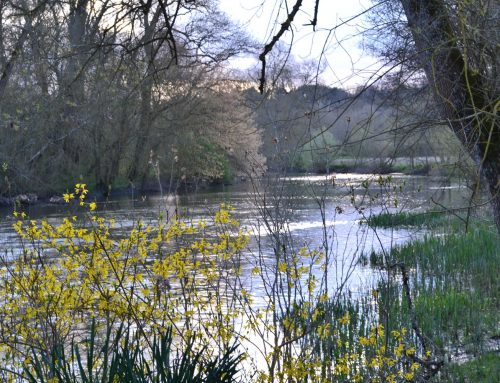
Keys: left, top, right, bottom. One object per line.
{"left": 258, "top": 0, "right": 303, "bottom": 93}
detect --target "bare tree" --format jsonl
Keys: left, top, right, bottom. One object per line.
{"left": 0, "top": 0, "right": 256, "bottom": 195}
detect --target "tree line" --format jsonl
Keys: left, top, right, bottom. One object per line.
{"left": 0, "top": 0, "right": 265, "bottom": 196}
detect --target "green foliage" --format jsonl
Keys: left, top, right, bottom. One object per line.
{"left": 169, "top": 136, "right": 245, "bottom": 185}
{"left": 413, "top": 289, "right": 495, "bottom": 349}
{"left": 23, "top": 321, "right": 242, "bottom": 383}
{"left": 380, "top": 224, "right": 500, "bottom": 278}
{"left": 442, "top": 353, "right": 500, "bottom": 383}
{"left": 365, "top": 210, "right": 449, "bottom": 228}
{"left": 221, "top": 155, "right": 234, "bottom": 184}
{"left": 372, "top": 222, "right": 500, "bottom": 377}
{"left": 174, "top": 137, "right": 227, "bottom": 180}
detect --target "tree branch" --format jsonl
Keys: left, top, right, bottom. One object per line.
{"left": 258, "top": 0, "right": 303, "bottom": 93}
{"left": 310, "top": 0, "right": 319, "bottom": 30}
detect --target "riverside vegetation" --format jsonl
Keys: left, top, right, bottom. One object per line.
{"left": 0, "top": 182, "right": 498, "bottom": 382}
{"left": 364, "top": 211, "right": 500, "bottom": 382}
{"left": 0, "top": 0, "right": 497, "bottom": 379}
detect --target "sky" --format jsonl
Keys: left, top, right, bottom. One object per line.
{"left": 218, "top": 0, "right": 381, "bottom": 89}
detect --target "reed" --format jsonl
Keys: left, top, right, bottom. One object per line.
{"left": 365, "top": 210, "right": 449, "bottom": 228}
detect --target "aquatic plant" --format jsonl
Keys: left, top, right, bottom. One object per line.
{"left": 365, "top": 210, "right": 448, "bottom": 228}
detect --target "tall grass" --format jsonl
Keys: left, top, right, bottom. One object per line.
{"left": 374, "top": 223, "right": 500, "bottom": 362}
{"left": 365, "top": 210, "right": 449, "bottom": 228}
{"left": 22, "top": 320, "right": 242, "bottom": 383}
{"left": 441, "top": 353, "right": 500, "bottom": 383}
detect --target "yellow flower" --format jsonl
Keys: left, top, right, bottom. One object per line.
{"left": 278, "top": 262, "right": 287, "bottom": 273}
{"left": 89, "top": 202, "right": 97, "bottom": 211}
{"left": 406, "top": 347, "right": 416, "bottom": 356}
{"left": 411, "top": 362, "right": 420, "bottom": 371}
{"left": 395, "top": 343, "right": 405, "bottom": 357}
{"left": 63, "top": 193, "right": 74, "bottom": 202}
{"left": 359, "top": 336, "right": 370, "bottom": 346}
{"left": 339, "top": 312, "right": 350, "bottom": 325}
{"left": 404, "top": 371, "right": 414, "bottom": 381}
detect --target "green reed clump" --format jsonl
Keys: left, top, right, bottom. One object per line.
{"left": 374, "top": 223, "right": 500, "bottom": 374}
{"left": 365, "top": 210, "right": 449, "bottom": 228}
{"left": 413, "top": 289, "right": 495, "bottom": 349}
{"left": 441, "top": 353, "right": 500, "bottom": 383}
{"left": 390, "top": 225, "right": 498, "bottom": 285}
{"left": 22, "top": 320, "right": 242, "bottom": 383}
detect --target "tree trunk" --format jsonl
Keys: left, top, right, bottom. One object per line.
{"left": 32, "top": 21, "right": 49, "bottom": 96}
{"left": 0, "top": 18, "right": 32, "bottom": 101}
{"left": 66, "top": 0, "right": 88, "bottom": 103}
{"left": 58, "top": 0, "right": 90, "bottom": 168}
{"left": 400, "top": 0, "right": 500, "bottom": 233}
{"left": 127, "top": 7, "right": 162, "bottom": 189}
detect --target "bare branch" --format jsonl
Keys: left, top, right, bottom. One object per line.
{"left": 310, "top": 0, "right": 319, "bottom": 30}
{"left": 258, "top": 0, "right": 303, "bottom": 93}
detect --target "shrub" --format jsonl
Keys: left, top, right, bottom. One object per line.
{"left": 0, "top": 184, "right": 248, "bottom": 381}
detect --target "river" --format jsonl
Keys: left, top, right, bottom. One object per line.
{"left": 0, "top": 173, "right": 468, "bottom": 299}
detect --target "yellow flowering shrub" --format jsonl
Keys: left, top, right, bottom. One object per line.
{"left": 0, "top": 185, "right": 249, "bottom": 379}
{"left": 248, "top": 293, "right": 434, "bottom": 383}
{"left": 0, "top": 184, "right": 436, "bottom": 382}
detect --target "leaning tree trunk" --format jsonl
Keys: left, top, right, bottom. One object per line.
{"left": 400, "top": 0, "right": 500, "bottom": 233}
{"left": 0, "top": 16, "right": 33, "bottom": 101}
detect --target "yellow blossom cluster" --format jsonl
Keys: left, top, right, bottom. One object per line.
{"left": 0, "top": 188, "right": 249, "bottom": 379}
{"left": 251, "top": 298, "right": 431, "bottom": 383}
{"left": 0, "top": 184, "right": 434, "bottom": 382}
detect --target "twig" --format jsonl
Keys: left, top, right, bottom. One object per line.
{"left": 391, "top": 262, "right": 444, "bottom": 380}
{"left": 258, "top": 0, "right": 303, "bottom": 93}
{"left": 310, "top": 0, "right": 320, "bottom": 30}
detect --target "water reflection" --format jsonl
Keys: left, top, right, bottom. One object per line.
{"left": 0, "top": 174, "right": 470, "bottom": 300}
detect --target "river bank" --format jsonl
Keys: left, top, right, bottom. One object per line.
{"left": 0, "top": 158, "right": 462, "bottom": 209}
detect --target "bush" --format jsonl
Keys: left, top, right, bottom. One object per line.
{"left": 0, "top": 184, "right": 248, "bottom": 381}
